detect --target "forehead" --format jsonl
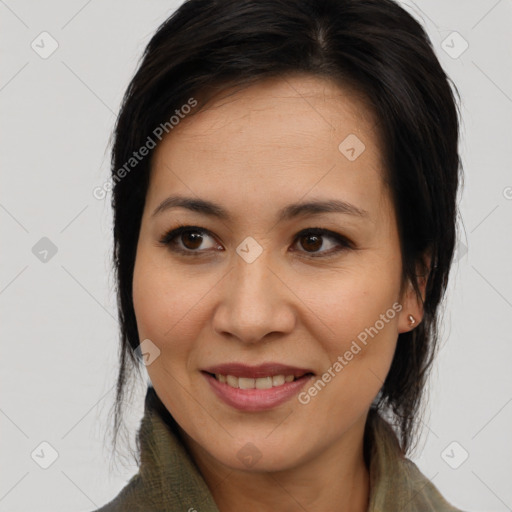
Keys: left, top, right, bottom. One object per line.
{"left": 148, "top": 75, "right": 387, "bottom": 223}
{"left": 158, "top": 75, "right": 381, "bottom": 155}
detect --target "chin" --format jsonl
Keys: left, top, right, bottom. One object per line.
{"left": 209, "top": 436, "right": 307, "bottom": 473}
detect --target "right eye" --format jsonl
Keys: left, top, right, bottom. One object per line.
{"left": 159, "top": 225, "right": 223, "bottom": 255}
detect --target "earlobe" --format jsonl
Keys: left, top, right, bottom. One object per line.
{"left": 398, "top": 253, "right": 431, "bottom": 333}
{"left": 398, "top": 285, "right": 422, "bottom": 333}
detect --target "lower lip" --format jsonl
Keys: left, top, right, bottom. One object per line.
{"left": 202, "top": 372, "right": 314, "bottom": 411}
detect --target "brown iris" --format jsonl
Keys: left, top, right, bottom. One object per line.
{"left": 300, "top": 234, "right": 322, "bottom": 252}
{"left": 181, "top": 231, "right": 204, "bottom": 250}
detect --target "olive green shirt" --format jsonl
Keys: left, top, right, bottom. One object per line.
{"left": 93, "top": 386, "right": 465, "bottom": 512}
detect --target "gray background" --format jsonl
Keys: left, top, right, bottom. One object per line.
{"left": 1, "top": 1, "right": 511, "bottom": 510}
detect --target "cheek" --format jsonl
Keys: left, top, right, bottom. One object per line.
{"left": 299, "top": 265, "right": 399, "bottom": 336}
{"left": 302, "top": 268, "right": 400, "bottom": 386}
{"left": 132, "top": 247, "right": 218, "bottom": 365}
{"left": 132, "top": 249, "right": 191, "bottom": 348}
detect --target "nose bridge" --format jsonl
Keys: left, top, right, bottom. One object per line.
{"left": 213, "top": 244, "right": 295, "bottom": 343}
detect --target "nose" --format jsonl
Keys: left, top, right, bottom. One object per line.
{"left": 212, "top": 248, "right": 296, "bottom": 344}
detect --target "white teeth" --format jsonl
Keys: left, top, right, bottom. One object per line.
{"left": 226, "top": 375, "right": 239, "bottom": 388}
{"left": 272, "top": 375, "right": 285, "bottom": 386}
{"left": 239, "top": 377, "right": 255, "bottom": 389}
{"left": 256, "top": 376, "right": 273, "bottom": 389}
{"left": 214, "top": 374, "right": 299, "bottom": 389}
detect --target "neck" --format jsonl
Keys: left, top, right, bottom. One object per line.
{"left": 178, "top": 418, "right": 371, "bottom": 512}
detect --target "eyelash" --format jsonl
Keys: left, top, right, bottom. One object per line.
{"left": 158, "top": 224, "right": 354, "bottom": 259}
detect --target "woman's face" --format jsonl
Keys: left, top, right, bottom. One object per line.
{"left": 132, "top": 75, "right": 423, "bottom": 472}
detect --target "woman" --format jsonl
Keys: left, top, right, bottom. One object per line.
{"left": 94, "top": 0, "right": 465, "bottom": 510}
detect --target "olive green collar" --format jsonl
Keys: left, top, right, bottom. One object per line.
{"left": 95, "top": 386, "right": 464, "bottom": 512}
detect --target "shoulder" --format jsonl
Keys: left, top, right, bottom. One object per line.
{"left": 366, "top": 410, "right": 467, "bottom": 511}
{"left": 399, "top": 458, "right": 467, "bottom": 512}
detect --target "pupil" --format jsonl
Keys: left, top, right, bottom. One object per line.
{"left": 302, "top": 234, "right": 321, "bottom": 252}
{"left": 183, "top": 231, "right": 202, "bottom": 250}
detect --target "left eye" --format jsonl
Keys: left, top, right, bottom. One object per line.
{"left": 291, "top": 228, "right": 352, "bottom": 257}
{"left": 159, "top": 225, "right": 352, "bottom": 257}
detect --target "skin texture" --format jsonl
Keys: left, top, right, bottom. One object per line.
{"left": 132, "top": 74, "right": 426, "bottom": 512}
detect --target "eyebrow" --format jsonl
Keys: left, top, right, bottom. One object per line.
{"left": 151, "top": 194, "right": 369, "bottom": 222}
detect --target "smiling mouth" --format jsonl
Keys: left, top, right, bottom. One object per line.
{"left": 204, "top": 372, "right": 314, "bottom": 389}
{"left": 202, "top": 366, "right": 316, "bottom": 411}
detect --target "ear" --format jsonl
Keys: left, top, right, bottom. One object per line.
{"left": 397, "top": 252, "right": 431, "bottom": 334}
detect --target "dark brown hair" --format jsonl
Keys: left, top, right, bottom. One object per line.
{"left": 106, "top": 0, "right": 463, "bottom": 465}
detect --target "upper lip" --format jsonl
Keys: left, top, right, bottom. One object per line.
{"left": 202, "top": 363, "right": 315, "bottom": 379}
